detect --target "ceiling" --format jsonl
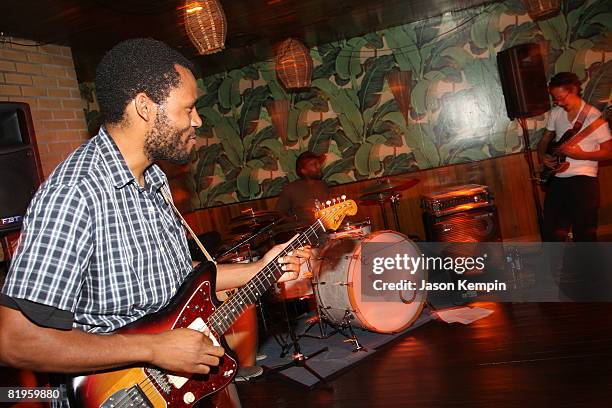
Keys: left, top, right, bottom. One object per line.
{"left": 2, "top": 0, "right": 496, "bottom": 81}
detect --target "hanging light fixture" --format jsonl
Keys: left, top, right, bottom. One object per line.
{"left": 184, "top": 0, "right": 227, "bottom": 55}
{"left": 275, "top": 38, "right": 313, "bottom": 90}
{"left": 266, "top": 99, "right": 290, "bottom": 144}
{"left": 522, "top": 0, "right": 561, "bottom": 21}
{"left": 386, "top": 70, "right": 412, "bottom": 124}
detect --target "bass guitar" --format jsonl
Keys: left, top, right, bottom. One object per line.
{"left": 67, "top": 197, "right": 357, "bottom": 408}
{"left": 539, "top": 106, "right": 589, "bottom": 184}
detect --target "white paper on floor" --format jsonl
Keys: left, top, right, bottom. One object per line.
{"left": 433, "top": 306, "right": 494, "bottom": 324}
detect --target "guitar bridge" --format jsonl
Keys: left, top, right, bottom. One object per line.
{"left": 101, "top": 385, "right": 152, "bottom": 408}
{"left": 145, "top": 367, "right": 172, "bottom": 394}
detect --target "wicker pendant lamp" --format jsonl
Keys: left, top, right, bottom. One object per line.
{"left": 184, "top": 0, "right": 227, "bottom": 55}
{"left": 275, "top": 38, "right": 313, "bottom": 90}
{"left": 386, "top": 70, "right": 412, "bottom": 124}
{"left": 522, "top": 0, "right": 560, "bottom": 21}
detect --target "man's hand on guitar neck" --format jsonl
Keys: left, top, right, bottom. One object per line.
{"left": 259, "top": 239, "right": 313, "bottom": 283}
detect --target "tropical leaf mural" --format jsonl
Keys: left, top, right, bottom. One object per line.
{"left": 177, "top": 0, "right": 611, "bottom": 209}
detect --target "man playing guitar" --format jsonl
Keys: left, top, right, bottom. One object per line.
{"left": 0, "top": 38, "right": 311, "bottom": 407}
{"left": 537, "top": 72, "right": 612, "bottom": 242}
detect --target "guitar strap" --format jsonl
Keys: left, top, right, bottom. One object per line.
{"left": 563, "top": 117, "right": 608, "bottom": 149}
{"left": 562, "top": 104, "right": 589, "bottom": 141}
{"left": 160, "top": 186, "right": 216, "bottom": 264}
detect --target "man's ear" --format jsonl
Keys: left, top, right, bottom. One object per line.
{"left": 133, "top": 93, "right": 155, "bottom": 122}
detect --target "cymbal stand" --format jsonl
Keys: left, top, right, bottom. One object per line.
{"left": 376, "top": 193, "right": 390, "bottom": 229}
{"left": 389, "top": 192, "right": 402, "bottom": 231}
{"left": 374, "top": 192, "right": 403, "bottom": 232}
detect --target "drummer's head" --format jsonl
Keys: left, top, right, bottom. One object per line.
{"left": 296, "top": 151, "right": 325, "bottom": 180}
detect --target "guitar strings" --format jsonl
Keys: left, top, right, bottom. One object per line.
{"left": 208, "top": 213, "right": 328, "bottom": 331}
{"left": 208, "top": 204, "right": 343, "bottom": 333}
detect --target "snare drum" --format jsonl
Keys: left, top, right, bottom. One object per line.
{"left": 315, "top": 231, "right": 426, "bottom": 333}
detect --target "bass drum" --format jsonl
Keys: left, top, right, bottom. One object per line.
{"left": 315, "top": 231, "right": 427, "bottom": 333}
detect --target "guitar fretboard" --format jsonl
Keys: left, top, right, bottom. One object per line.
{"left": 207, "top": 220, "right": 325, "bottom": 334}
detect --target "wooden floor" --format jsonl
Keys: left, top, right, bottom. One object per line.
{"left": 236, "top": 302, "right": 612, "bottom": 408}
{"left": 1, "top": 302, "right": 611, "bottom": 407}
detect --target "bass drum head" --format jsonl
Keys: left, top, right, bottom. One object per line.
{"left": 317, "top": 230, "right": 427, "bottom": 333}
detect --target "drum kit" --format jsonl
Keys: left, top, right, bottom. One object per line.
{"left": 215, "top": 176, "right": 424, "bottom": 358}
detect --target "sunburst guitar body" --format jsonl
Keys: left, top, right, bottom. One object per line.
{"left": 68, "top": 264, "right": 237, "bottom": 408}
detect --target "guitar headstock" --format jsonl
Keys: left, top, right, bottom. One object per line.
{"left": 314, "top": 195, "right": 358, "bottom": 231}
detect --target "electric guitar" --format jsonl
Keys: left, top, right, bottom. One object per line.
{"left": 67, "top": 197, "right": 357, "bottom": 408}
{"left": 539, "top": 106, "right": 589, "bottom": 185}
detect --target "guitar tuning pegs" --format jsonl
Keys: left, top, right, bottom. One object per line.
{"left": 341, "top": 195, "right": 346, "bottom": 201}
{"left": 314, "top": 199, "right": 321, "bottom": 210}
{"left": 332, "top": 198, "right": 337, "bottom": 205}
{"left": 326, "top": 200, "right": 332, "bottom": 207}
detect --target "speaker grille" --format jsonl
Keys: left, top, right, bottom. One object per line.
{"left": 424, "top": 207, "right": 501, "bottom": 242}
{"left": 0, "top": 147, "right": 40, "bottom": 232}
{"left": 497, "top": 43, "right": 550, "bottom": 119}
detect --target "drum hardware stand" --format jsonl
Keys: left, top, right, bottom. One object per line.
{"left": 299, "top": 301, "right": 339, "bottom": 340}
{"left": 337, "top": 310, "right": 366, "bottom": 352}
{"left": 374, "top": 192, "right": 402, "bottom": 231}
{"left": 266, "top": 290, "right": 329, "bottom": 388}
{"left": 300, "top": 258, "right": 366, "bottom": 352}
{"left": 375, "top": 193, "right": 389, "bottom": 230}
{"left": 389, "top": 193, "right": 402, "bottom": 232}
{"left": 299, "top": 265, "right": 340, "bottom": 340}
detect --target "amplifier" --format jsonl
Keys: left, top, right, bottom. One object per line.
{"left": 421, "top": 184, "right": 493, "bottom": 217}
{"left": 422, "top": 207, "right": 501, "bottom": 242}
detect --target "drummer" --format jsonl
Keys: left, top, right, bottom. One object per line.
{"left": 275, "top": 151, "right": 331, "bottom": 225}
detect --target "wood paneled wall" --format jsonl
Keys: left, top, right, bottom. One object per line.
{"left": 182, "top": 152, "right": 612, "bottom": 242}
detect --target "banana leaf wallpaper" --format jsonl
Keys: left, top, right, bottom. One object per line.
{"left": 84, "top": 0, "right": 611, "bottom": 210}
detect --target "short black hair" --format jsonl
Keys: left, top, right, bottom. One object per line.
{"left": 95, "top": 38, "right": 196, "bottom": 125}
{"left": 548, "top": 72, "right": 582, "bottom": 96}
{"left": 296, "top": 151, "right": 324, "bottom": 178}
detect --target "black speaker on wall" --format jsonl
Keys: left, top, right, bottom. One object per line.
{"left": 497, "top": 43, "right": 550, "bottom": 119}
{"left": 0, "top": 102, "right": 43, "bottom": 233}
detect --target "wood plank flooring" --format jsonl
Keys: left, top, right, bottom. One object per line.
{"left": 236, "top": 302, "right": 612, "bottom": 407}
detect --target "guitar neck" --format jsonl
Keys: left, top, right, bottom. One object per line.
{"left": 207, "top": 220, "right": 325, "bottom": 334}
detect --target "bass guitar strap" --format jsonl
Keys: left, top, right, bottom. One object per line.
{"left": 559, "top": 104, "right": 590, "bottom": 143}
{"left": 562, "top": 116, "right": 608, "bottom": 149}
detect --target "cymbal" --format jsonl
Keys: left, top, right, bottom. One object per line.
{"left": 358, "top": 191, "right": 396, "bottom": 204}
{"left": 360, "top": 177, "right": 419, "bottom": 197}
{"left": 229, "top": 210, "right": 279, "bottom": 225}
{"left": 230, "top": 220, "right": 273, "bottom": 234}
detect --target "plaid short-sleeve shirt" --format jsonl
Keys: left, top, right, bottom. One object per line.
{"left": 2, "top": 127, "right": 193, "bottom": 333}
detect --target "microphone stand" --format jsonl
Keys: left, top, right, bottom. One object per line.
{"left": 518, "top": 118, "right": 545, "bottom": 239}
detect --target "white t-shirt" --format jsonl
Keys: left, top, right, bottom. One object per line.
{"left": 545, "top": 103, "right": 612, "bottom": 177}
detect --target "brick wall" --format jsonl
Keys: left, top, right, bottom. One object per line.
{"left": 0, "top": 38, "right": 89, "bottom": 177}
